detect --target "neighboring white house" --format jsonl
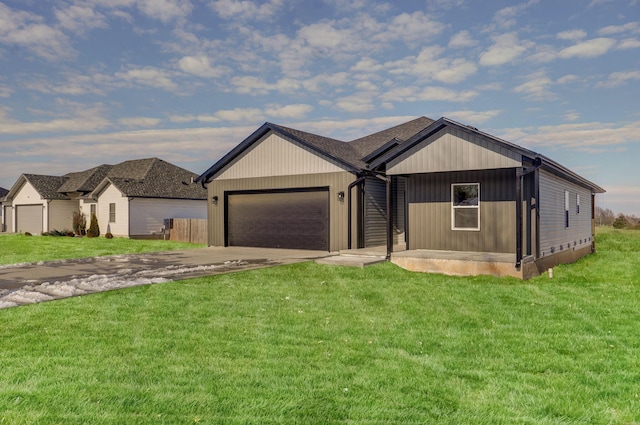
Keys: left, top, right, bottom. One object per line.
{"left": 1, "top": 158, "right": 207, "bottom": 238}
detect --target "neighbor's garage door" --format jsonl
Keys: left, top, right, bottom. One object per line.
{"left": 227, "top": 189, "right": 329, "bottom": 250}
{"left": 16, "top": 205, "right": 43, "bottom": 234}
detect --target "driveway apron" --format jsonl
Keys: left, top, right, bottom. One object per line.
{"left": 0, "top": 247, "right": 329, "bottom": 309}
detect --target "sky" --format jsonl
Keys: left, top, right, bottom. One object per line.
{"left": 0, "top": 0, "right": 639, "bottom": 215}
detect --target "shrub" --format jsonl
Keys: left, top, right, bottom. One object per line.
{"left": 105, "top": 232, "right": 113, "bottom": 239}
{"left": 24, "top": 232, "right": 32, "bottom": 236}
{"left": 86, "top": 213, "right": 100, "bottom": 238}
{"left": 612, "top": 214, "right": 628, "bottom": 229}
{"left": 72, "top": 210, "right": 87, "bottom": 236}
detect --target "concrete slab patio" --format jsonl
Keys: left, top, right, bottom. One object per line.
{"left": 0, "top": 247, "right": 329, "bottom": 309}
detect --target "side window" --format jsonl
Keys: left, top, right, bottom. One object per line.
{"left": 109, "top": 203, "right": 116, "bottom": 223}
{"left": 576, "top": 194, "right": 580, "bottom": 214}
{"left": 452, "top": 183, "right": 480, "bottom": 231}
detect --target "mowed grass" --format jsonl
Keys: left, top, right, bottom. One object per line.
{"left": 0, "top": 233, "right": 204, "bottom": 265}
{"left": 1, "top": 228, "right": 639, "bottom": 424}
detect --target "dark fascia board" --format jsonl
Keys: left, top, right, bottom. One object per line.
{"left": 196, "top": 122, "right": 360, "bottom": 184}
{"left": 538, "top": 154, "right": 606, "bottom": 193}
{"left": 361, "top": 137, "right": 402, "bottom": 163}
{"left": 369, "top": 117, "right": 535, "bottom": 170}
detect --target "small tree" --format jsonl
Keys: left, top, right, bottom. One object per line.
{"left": 86, "top": 213, "right": 100, "bottom": 237}
{"left": 612, "top": 214, "right": 628, "bottom": 229}
{"left": 72, "top": 210, "right": 87, "bottom": 236}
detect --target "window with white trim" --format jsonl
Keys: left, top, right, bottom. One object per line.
{"left": 109, "top": 203, "right": 116, "bottom": 223}
{"left": 452, "top": 183, "right": 480, "bottom": 231}
{"left": 576, "top": 194, "right": 580, "bottom": 214}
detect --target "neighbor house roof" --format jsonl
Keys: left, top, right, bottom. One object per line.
{"left": 4, "top": 158, "right": 206, "bottom": 202}
{"left": 0, "top": 186, "right": 8, "bottom": 199}
{"left": 4, "top": 174, "right": 71, "bottom": 201}
{"left": 58, "top": 165, "right": 112, "bottom": 194}
{"left": 89, "top": 158, "right": 206, "bottom": 200}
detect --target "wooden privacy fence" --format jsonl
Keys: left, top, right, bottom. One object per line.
{"left": 170, "top": 218, "right": 207, "bottom": 244}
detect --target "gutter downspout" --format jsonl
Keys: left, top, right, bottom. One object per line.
{"left": 347, "top": 175, "right": 366, "bottom": 250}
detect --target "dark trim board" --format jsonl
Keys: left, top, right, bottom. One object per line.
{"left": 224, "top": 187, "right": 330, "bottom": 250}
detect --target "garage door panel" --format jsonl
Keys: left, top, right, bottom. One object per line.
{"left": 227, "top": 190, "right": 328, "bottom": 250}
{"left": 16, "top": 205, "right": 43, "bottom": 235}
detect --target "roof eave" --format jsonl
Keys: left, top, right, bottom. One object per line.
{"left": 196, "top": 122, "right": 361, "bottom": 184}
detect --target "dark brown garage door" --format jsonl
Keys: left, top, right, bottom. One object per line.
{"left": 227, "top": 189, "right": 329, "bottom": 250}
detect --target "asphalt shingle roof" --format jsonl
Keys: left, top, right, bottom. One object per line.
{"left": 24, "top": 175, "right": 70, "bottom": 200}
{"left": 103, "top": 158, "right": 206, "bottom": 199}
{"left": 348, "top": 116, "right": 435, "bottom": 157}
{"left": 59, "top": 164, "right": 111, "bottom": 193}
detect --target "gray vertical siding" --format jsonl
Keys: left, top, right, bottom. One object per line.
{"left": 364, "top": 177, "right": 387, "bottom": 247}
{"left": 538, "top": 169, "right": 593, "bottom": 258}
{"left": 207, "top": 172, "right": 357, "bottom": 252}
{"left": 406, "top": 169, "right": 517, "bottom": 253}
{"left": 393, "top": 177, "right": 406, "bottom": 245}
{"left": 387, "top": 126, "right": 521, "bottom": 175}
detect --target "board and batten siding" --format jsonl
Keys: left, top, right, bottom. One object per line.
{"left": 207, "top": 172, "right": 357, "bottom": 252}
{"left": 96, "top": 184, "right": 129, "bottom": 237}
{"left": 386, "top": 126, "right": 522, "bottom": 175}
{"left": 538, "top": 169, "right": 594, "bottom": 258}
{"left": 129, "top": 198, "right": 207, "bottom": 237}
{"left": 364, "top": 177, "right": 387, "bottom": 247}
{"left": 214, "top": 132, "right": 346, "bottom": 180}
{"left": 406, "top": 169, "right": 517, "bottom": 253}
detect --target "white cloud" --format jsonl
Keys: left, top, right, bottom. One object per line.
{"left": 617, "top": 38, "right": 640, "bottom": 49}
{"left": 115, "top": 67, "right": 179, "bottom": 92}
{"left": 0, "top": 3, "right": 73, "bottom": 61}
{"left": 388, "top": 11, "right": 446, "bottom": 44}
{"left": 513, "top": 70, "right": 555, "bottom": 101}
{"left": 388, "top": 46, "right": 477, "bottom": 84}
{"left": 489, "top": 0, "right": 539, "bottom": 30}
{"left": 0, "top": 104, "right": 110, "bottom": 135}
{"left": 597, "top": 70, "right": 640, "bottom": 88}
{"left": 480, "top": 33, "right": 532, "bottom": 66}
{"left": 55, "top": 4, "right": 108, "bottom": 34}
{"left": 444, "top": 110, "right": 502, "bottom": 124}
{"left": 557, "top": 74, "right": 579, "bottom": 84}
{"left": 498, "top": 121, "right": 640, "bottom": 151}
{"left": 598, "top": 22, "right": 639, "bottom": 35}
{"left": 24, "top": 72, "right": 112, "bottom": 96}
{"left": 266, "top": 104, "right": 314, "bottom": 119}
{"left": 178, "top": 55, "right": 227, "bottom": 78}
{"left": 119, "top": 117, "right": 162, "bottom": 127}
{"left": 562, "top": 111, "right": 581, "bottom": 122}
{"left": 382, "top": 86, "right": 478, "bottom": 103}
{"left": 209, "top": 0, "right": 284, "bottom": 21}
{"left": 135, "top": 0, "right": 193, "bottom": 22}
{"left": 334, "top": 93, "right": 377, "bottom": 113}
{"left": 556, "top": 29, "right": 587, "bottom": 41}
{"left": 558, "top": 37, "right": 616, "bottom": 58}
{"left": 448, "top": 30, "right": 478, "bottom": 48}
{"left": 0, "top": 83, "right": 13, "bottom": 98}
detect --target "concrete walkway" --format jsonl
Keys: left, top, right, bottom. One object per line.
{"left": 0, "top": 247, "right": 329, "bottom": 309}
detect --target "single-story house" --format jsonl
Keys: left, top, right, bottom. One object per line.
{"left": 1, "top": 158, "right": 207, "bottom": 238}
{"left": 196, "top": 116, "right": 605, "bottom": 279}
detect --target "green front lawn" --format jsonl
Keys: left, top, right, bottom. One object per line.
{"left": 1, "top": 227, "right": 639, "bottom": 424}
{"left": 0, "top": 233, "right": 204, "bottom": 265}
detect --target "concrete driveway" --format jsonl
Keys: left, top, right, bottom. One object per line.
{"left": 0, "top": 247, "right": 329, "bottom": 309}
